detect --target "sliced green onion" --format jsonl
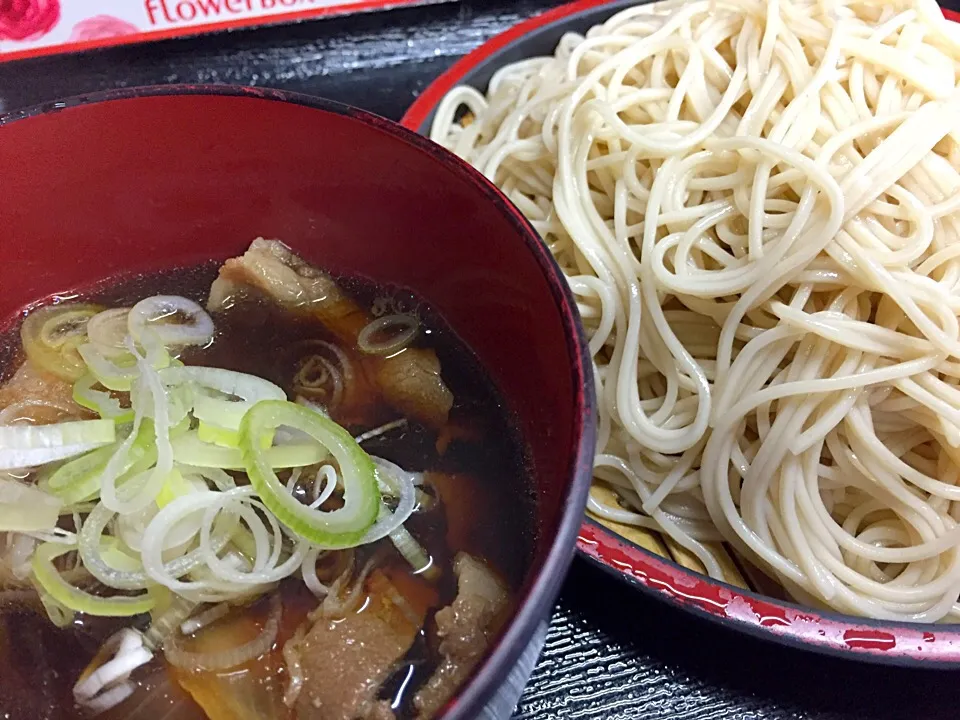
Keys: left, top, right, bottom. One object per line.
{"left": 120, "top": 473, "right": 207, "bottom": 553}
{"left": 0, "top": 419, "right": 116, "bottom": 470}
{"left": 197, "top": 421, "right": 272, "bottom": 450}
{"left": 79, "top": 502, "right": 238, "bottom": 591}
{"left": 77, "top": 346, "right": 140, "bottom": 391}
{"left": 349, "top": 456, "right": 418, "bottom": 544}
{"left": 0, "top": 443, "right": 102, "bottom": 471}
{"left": 357, "top": 313, "right": 419, "bottom": 356}
{"left": 161, "top": 367, "right": 285, "bottom": 431}
{"left": 47, "top": 444, "right": 118, "bottom": 494}
{"left": 46, "top": 424, "right": 156, "bottom": 505}
{"left": 73, "top": 374, "right": 134, "bottom": 423}
{"left": 21, "top": 303, "right": 102, "bottom": 381}
{"left": 389, "top": 524, "right": 438, "bottom": 581}
{"left": 31, "top": 542, "right": 158, "bottom": 617}
{"left": 144, "top": 594, "right": 201, "bottom": 651}
{"left": 229, "top": 526, "right": 260, "bottom": 564}
{"left": 170, "top": 416, "right": 191, "bottom": 438}
{"left": 163, "top": 384, "right": 194, "bottom": 429}
{"left": 180, "top": 465, "right": 236, "bottom": 492}
{"left": 0, "top": 418, "right": 115, "bottom": 449}
{"left": 101, "top": 349, "right": 176, "bottom": 516}
{"left": 197, "top": 421, "right": 240, "bottom": 448}
{"left": 86, "top": 307, "right": 132, "bottom": 357}
{"left": 78, "top": 345, "right": 171, "bottom": 392}
{"left": 172, "top": 431, "right": 325, "bottom": 470}
{"left": 128, "top": 295, "right": 214, "bottom": 348}
{"left": 191, "top": 396, "right": 250, "bottom": 431}
{"left": 40, "top": 309, "right": 95, "bottom": 348}
{"left": 239, "top": 400, "right": 379, "bottom": 548}
{"left": 0, "top": 478, "right": 63, "bottom": 531}
{"left": 155, "top": 470, "right": 197, "bottom": 508}
{"left": 100, "top": 540, "right": 147, "bottom": 572}
{"left": 36, "top": 584, "right": 76, "bottom": 627}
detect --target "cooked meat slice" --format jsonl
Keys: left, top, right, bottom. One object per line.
{"left": 376, "top": 349, "right": 453, "bottom": 430}
{"left": 207, "top": 239, "right": 367, "bottom": 343}
{"left": 207, "top": 239, "right": 453, "bottom": 428}
{"left": 0, "top": 361, "right": 89, "bottom": 422}
{"left": 295, "top": 570, "right": 433, "bottom": 720}
{"left": 413, "top": 554, "right": 510, "bottom": 719}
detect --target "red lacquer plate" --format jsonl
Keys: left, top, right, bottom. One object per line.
{"left": 402, "top": 0, "right": 960, "bottom": 665}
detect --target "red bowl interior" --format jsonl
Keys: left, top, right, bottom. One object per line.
{"left": 401, "top": 0, "right": 960, "bottom": 666}
{"left": 0, "top": 87, "right": 594, "bottom": 716}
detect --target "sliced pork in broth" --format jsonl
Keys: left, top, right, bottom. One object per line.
{"left": 293, "top": 567, "right": 434, "bottom": 720}
{"left": 0, "top": 360, "right": 91, "bottom": 425}
{"left": 413, "top": 554, "right": 510, "bottom": 718}
{"left": 207, "top": 239, "right": 453, "bottom": 429}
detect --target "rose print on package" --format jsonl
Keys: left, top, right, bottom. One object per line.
{"left": 0, "top": 0, "right": 60, "bottom": 41}
{"left": 70, "top": 15, "right": 139, "bottom": 42}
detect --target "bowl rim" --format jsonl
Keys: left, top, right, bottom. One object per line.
{"left": 0, "top": 84, "right": 598, "bottom": 716}
{"left": 401, "top": 0, "right": 960, "bottom": 666}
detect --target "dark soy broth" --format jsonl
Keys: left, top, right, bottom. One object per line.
{"left": 0, "top": 262, "right": 536, "bottom": 720}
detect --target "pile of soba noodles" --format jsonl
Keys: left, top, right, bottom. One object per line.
{"left": 430, "top": 0, "right": 960, "bottom": 622}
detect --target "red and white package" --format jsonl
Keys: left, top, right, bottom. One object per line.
{"left": 0, "top": 0, "right": 451, "bottom": 62}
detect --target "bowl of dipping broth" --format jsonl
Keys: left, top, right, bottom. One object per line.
{"left": 0, "top": 85, "right": 595, "bottom": 720}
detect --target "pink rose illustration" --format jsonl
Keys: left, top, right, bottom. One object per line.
{"left": 0, "top": 0, "right": 60, "bottom": 41}
{"left": 69, "top": 15, "right": 139, "bottom": 42}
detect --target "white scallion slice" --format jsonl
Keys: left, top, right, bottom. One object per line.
{"left": 32, "top": 542, "right": 160, "bottom": 616}
{"left": 78, "top": 344, "right": 171, "bottom": 392}
{"left": 21, "top": 303, "right": 102, "bottom": 381}
{"left": 86, "top": 308, "right": 132, "bottom": 358}
{"left": 0, "top": 478, "right": 63, "bottom": 531}
{"left": 357, "top": 313, "right": 419, "bottom": 356}
{"left": 161, "top": 366, "right": 285, "bottom": 431}
{"left": 358, "top": 456, "right": 418, "bottom": 544}
{"left": 128, "top": 296, "right": 214, "bottom": 348}
{"left": 78, "top": 502, "right": 238, "bottom": 591}
{"left": 172, "top": 431, "right": 325, "bottom": 470}
{"left": 0, "top": 419, "right": 116, "bottom": 470}
{"left": 73, "top": 374, "right": 134, "bottom": 422}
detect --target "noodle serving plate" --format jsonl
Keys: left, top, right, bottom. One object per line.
{"left": 0, "top": 85, "right": 596, "bottom": 719}
{"left": 402, "top": 0, "right": 960, "bottom": 667}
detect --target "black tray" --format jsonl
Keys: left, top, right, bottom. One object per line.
{"left": 3, "top": 2, "right": 960, "bottom": 718}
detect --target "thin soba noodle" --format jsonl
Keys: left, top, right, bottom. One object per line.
{"left": 430, "top": 0, "right": 960, "bottom": 621}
